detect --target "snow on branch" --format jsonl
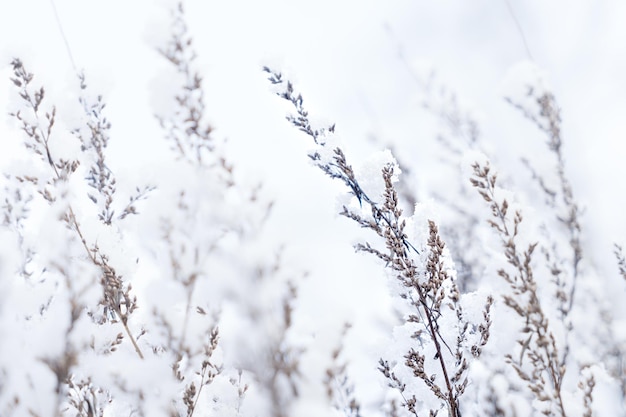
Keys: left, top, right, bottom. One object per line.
{"left": 265, "top": 67, "right": 494, "bottom": 417}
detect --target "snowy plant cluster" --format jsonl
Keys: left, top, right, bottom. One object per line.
{"left": 1, "top": 2, "right": 626, "bottom": 417}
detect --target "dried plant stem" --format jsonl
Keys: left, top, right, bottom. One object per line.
{"left": 264, "top": 67, "right": 479, "bottom": 417}
{"left": 427, "top": 304, "right": 458, "bottom": 415}
{"left": 10, "top": 59, "right": 144, "bottom": 360}
{"left": 471, "top": 161, "right": 566, "bottom": 416}
{"left": 511, "top": 91, "right": 581, "bottom": 317}
{"left": 69, "top": 192, "right": 145, "bottom": 360}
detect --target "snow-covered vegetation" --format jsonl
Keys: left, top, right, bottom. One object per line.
{"left": 1, "top": 2, "right": 625, "bottom": 416}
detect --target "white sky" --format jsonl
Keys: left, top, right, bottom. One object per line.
{"left": 1, "top": 0, "right": 625, "bottom": 306}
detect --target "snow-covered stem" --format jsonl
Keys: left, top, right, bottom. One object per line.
{"left": 9, "top": 59, "right": 145, "bottom": 361}
{"left": 263, "top": 67, "right": 419, "bottom": 259}
{"left": 181, "top": 327, "right": 221, "bottom": 417}
{"left": 266, "top": 67, "right": 493, "bottom": 417}
{"left": 156, "top": 1, "right": 232, "bottom": 179}
{"left": 470, "top": 160, "right": 574, "bottom": 416}
{"left": 508, "top": 91, "right": 581, "bottom": 317}
{"left": 72, "top": 76, "right": 156, "bottom": 224}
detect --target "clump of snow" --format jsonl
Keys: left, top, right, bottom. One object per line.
{"left": 411, "top": 198, "right": 442, "bottom": 228}
{"left": 354, "top": 148, "right": 400, "bottom": 204}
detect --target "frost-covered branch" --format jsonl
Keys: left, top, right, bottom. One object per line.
{"left": 470, "top": 160, "right": 587, "bottom": 417}
{"left": 9, "top": 59, "right": 145, "bottom": 361}
{"left": 507, "top": 88, "right": 581, "bottom": 317}
{"left": 156, "top": 2, "right": 232, "bottom": 180}
{"left": 266, "top": 67, "right": 493, "bottom": 417}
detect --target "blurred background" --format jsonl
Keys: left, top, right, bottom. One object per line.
{"left": 1, "top": 1, "right": 625, "bottom": 412}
